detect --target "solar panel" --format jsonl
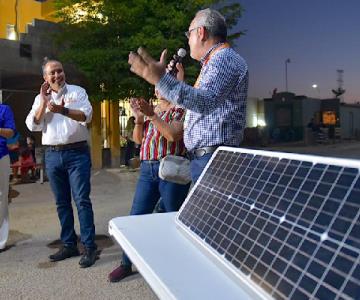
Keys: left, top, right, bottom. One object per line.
{"left": 176, "top": 147, "right": 360, "bottom": 300}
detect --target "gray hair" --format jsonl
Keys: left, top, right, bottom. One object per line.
{"left": 42, "top": 57, "right": 62, "bottom": 75}
{"left": 194, "top": 8, "right": 227, "bottom": 41}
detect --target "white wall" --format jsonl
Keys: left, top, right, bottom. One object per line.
{"left": 246, "top": 97, "right": 265, "bottom": 128}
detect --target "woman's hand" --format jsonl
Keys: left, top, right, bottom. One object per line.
{"left": 129, "top": 98, "right": 144, "bottom": 122}
{"left": 137, "top": 98, "right": 155, "bottom": 117}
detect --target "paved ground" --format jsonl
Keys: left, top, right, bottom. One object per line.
{"left": 265, "top": 139, "right": 360, "bottom": 160}
{"left": 1, "top": 141, "right": 360, "bottom": 300}
{"left": 1, "top": 168, "right": 157, "bottom": 300}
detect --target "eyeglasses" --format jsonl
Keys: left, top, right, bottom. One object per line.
{"left": 184, "top": 26, "right": 201, "bottom": 39}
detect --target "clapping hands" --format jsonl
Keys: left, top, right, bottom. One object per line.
{"left": 130, "top": 97, "right": 156, "bottom": 120}
{"left": 40, "top": 82, "right": 64, "bottom": 114}
{"left": 47, "top": 96, "right": 65, "bottom": 114}
{"left": 40, "top": 81, "right": 51, "bottom": 103}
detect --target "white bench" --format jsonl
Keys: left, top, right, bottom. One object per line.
{"left": 109, "top": 213, "right": 263, "bottom": 300}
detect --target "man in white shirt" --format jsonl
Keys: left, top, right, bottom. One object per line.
{"left": 26, "top": 59, "right": 97, "bottom": 268}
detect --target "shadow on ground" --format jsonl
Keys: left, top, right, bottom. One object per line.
{"left": 46, "top": 234, "right": 114, "bottom": 251}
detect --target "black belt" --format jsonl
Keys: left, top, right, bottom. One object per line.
{"left": 47, "top": 141, "right": 88, "bottom": 151}
{"left": 187, "top": 145, "right": 219, "bottom": 160}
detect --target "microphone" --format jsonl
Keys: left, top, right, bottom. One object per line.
{"left": 168, "top": 48, "right": 187, "bottom": 77}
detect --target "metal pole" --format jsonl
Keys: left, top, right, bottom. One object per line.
{"left": 285, "top": 58, "right": 290, "bottom": 92}
{"left": 285, "top": 61, "right": 288, "bottom": 92}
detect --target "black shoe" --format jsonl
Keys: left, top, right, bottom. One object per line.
{"left": 49, "top": 246, "right": 80, "bottom": 262}
{"left": 79, "top": 248, "right": 98, "bottom": 268}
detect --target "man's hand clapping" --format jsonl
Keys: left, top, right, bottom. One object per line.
{"left": 40, "top": 82, "right": 65, "bottom": 114}
{"left": 40, "top": 81, "right": 51, "bottom": 104}
{"left": 47, "top": 96, "right": 65, "bottom": 114}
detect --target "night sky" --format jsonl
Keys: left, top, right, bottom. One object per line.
{"left": 233, "top": 0, "right": 360, "bottom": 102}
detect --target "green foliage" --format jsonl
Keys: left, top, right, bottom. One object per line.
{"left": 53, "top": 0, "right": 244, "bottom": 101}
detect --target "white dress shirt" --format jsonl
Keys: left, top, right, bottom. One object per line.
{"left": 26, "top": 84, "right": 93, "bottom": 145}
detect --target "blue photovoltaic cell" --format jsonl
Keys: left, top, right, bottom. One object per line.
{"left": 178, "top": 149, "right": 360, "bottom": 300}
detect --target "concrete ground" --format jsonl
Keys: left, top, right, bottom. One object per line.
{"left": 1, "top": 141, "right": 360, "bottom": 300}
{"left": 1, "top": 168, "right": 157, "bottom": 300}
{"left": 264, "top": 139, "right": 360, "bottom": 160}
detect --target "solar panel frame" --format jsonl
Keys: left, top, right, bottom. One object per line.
{"left": 175, "top": 147, "right": 360, "bottom": 300}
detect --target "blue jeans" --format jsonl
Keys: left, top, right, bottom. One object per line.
{"left": 122, "top": 160, "right": 190, "bottom": 266}
{"left": 190, "top": 153, "right": 213, "bottom": 183}
{"left": 45, "top": 146, "right": 96, "bottom": 250}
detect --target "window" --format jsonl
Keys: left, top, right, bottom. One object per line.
{"left": 6, "top": 24, "right": 17, "bottom": 40}
{"left": 20, "top": 43, "right": 32, "bottom": 59}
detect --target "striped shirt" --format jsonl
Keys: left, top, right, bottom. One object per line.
{"left": 156, "top": 43, "right": 248, "bottom": 151}
{"left": 140, "top": 106, "right": 186, "bottom": 161}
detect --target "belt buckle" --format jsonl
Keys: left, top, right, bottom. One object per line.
{"left": 50, "top": 144, "right": 63, "bottom": 151}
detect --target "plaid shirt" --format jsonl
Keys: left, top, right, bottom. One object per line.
{"left": 156, "top": 43, "right": 248, "bottom": 151}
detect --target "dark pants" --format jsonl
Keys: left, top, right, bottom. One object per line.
{"left": 122, "top": 160, "right": 190, "bottom": 266}
{"left": 45, "top": 146, "right": 96, "bottom": 250}
{"left": 189, "top": 153, "right": 213, "bottom": 183}
{"left": 125, "top": 140, "right": 135, "bottom": 166}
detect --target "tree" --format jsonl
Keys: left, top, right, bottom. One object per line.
{"left": 53, "top": 0, "right": 244, "bottom": 100}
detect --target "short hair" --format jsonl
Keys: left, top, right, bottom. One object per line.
{"left": 194, "top": 8, "right": 227, "bottom": 41}
{"left": 42, "top": 57, "right": 62, "bottom": 75}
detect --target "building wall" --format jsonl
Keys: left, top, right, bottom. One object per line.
{"left": 0, "top": 0, "right": 55, "bottom": 39}
{"left": 41, "top": 1, "right": 56, "bottom": 19}
{"left": 302, "top": 98, "right": 321, "bottom": 125}
{"left": 264, "top": 98, "right": 304, "bottom": 142}
{"left": 264, "top": 94, "right": 325, "bottom": 142}
{"left": 2, "top": 90, "right": 41, "bottom": 144}
{"left": 340, "top": 105, "right": 360, "bottom": 139}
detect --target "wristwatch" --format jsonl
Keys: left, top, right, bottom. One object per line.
{"left": 62, "top": 107, "right": 69, "bottom": 116}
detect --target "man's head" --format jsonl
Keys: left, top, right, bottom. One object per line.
{"left": 186, "top": 8, "right": 227, "bottom": 60}
{"left": 42, "top": 58, "right": 66, "bottom": 92}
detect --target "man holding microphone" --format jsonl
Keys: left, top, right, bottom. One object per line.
{"left": 128, "top": 8, "right": 248, "bottom": 183}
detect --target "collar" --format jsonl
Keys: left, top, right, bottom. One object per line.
{"left": 51, "top": 83, "right": 68, "bottom": 101}
{"left": 51, "top": 83, "right": 67, "bottom": 94}
{"left": 200, "top": 42, "right": 225, "bottom": 66}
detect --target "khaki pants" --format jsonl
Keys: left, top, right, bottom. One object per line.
{"left": 0, "top": 155, "right": 10, "bottom": 250}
